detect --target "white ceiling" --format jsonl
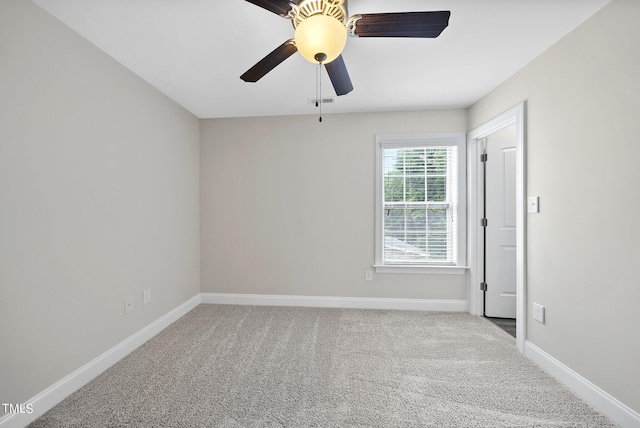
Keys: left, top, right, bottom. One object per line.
{"left": 33, "top": 0, "right": 610, "bottom": 119}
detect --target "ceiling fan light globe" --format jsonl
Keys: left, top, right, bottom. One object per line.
{"left": 294, "top": 14, "right": 347, "bottom": 64}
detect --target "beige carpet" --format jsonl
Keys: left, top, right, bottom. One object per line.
{"left": 30, "top": 305, "right": 617, "bottom": 427}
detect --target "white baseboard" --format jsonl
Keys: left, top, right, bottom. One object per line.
{"left": 0, "top": 294, "right": 201, "bottom": 428}
{"left": 525, "top": 341, "right": 640, "bottom": 428}
{"left": 200, "top": 292, "right": 468, "bottom": 312}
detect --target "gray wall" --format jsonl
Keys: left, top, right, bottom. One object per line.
{"left": 0, "top": 0, "right": 200, "bottom": 408}
{"left": 200, "top": 111, "right": 468, "bottom": 301}
{"left": 468, "top": 0, "right": 640, "bottom": 413}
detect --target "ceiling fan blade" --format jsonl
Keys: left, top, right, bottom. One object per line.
{"left": 352, "top": 11, "right": 450, "bottom": 38}
{"left": 244, "top": 0, "right": 296, "bottom": 17}
{"left": 325, "top": 55, "right": 353, "bottom": 96}
{"left": 240, "top": 39, "right": 298, "bottom": 83}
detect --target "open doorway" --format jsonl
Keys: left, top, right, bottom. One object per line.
{"left": 468, "top": 103, "right": 526, "bottom": 352}
{"left": 483, "top": 124, "right": 517, "bottom": 332}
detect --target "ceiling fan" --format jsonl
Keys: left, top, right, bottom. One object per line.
{"left": 240, "top": 0, "right": 451, "bottom": 96}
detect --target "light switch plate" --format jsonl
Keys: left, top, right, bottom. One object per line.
{"left": 528, "top": 196, "right": 540, "bottom": 213}
{"left": 143, "top": 289, "right": 151, "bottom": 304}
{"left": 533, "top": 303, "right": 545, "bottom": 324}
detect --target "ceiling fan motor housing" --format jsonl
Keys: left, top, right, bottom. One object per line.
{"left": 292, "top": 0, "right": 347, "bottom": 28}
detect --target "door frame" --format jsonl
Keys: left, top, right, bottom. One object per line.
{"left": 467, "top": 102, "right": 526, "bottom": 353}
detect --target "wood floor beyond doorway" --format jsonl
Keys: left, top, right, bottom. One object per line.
{"left": 486, "top": 316, "right": 516, "bottom": 338}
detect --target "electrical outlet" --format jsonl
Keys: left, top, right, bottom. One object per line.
{"left": 124, "top": 297, "right": 134, "bottom": 314}
{"left": 533, "top": 303, "right": 545, "bottom": 324}
{"left": 143, "top": 289, "right": 151, "bottom": 304}
{"left": 365, "top": 270, "right": 373, "bottom": 281}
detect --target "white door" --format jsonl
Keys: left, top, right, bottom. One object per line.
{"left": 484, "top": 124, "right": 517, "bottom": 318}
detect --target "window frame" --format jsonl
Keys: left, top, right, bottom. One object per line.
{"left": 374, "top": 133, "right": 467, "bottom": 274}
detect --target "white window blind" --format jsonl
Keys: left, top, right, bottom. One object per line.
{"left": 383, "top": 145, "right": 457, "bottom": 263}
{"left": 375, "top": 133, "right": 466, "bottom": 272}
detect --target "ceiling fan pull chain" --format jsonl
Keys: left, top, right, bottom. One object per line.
{"left": 314, "top": 61, "right": 323, "bottom": 122}
{"left": 316, "top": 62, "right": 319, "bottom": 108}
{"left": 314, "top": 53, "right": 327, "bottom": 123}
{"left": 319, "top": 62, "right": 323, "bottom": 122}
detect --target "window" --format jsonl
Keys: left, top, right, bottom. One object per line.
{"left": 374, "top": 133, "right": 466, "bottom": 274}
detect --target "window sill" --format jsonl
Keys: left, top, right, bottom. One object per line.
{"left": 373, "top": 265, "right": 468, "bottom": 275}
